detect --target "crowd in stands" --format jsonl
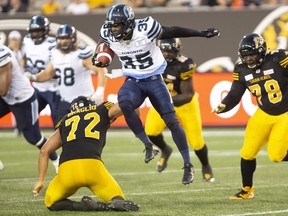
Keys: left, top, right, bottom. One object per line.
{"left": 0, "top": 0, "right": 286, "bottom": 15}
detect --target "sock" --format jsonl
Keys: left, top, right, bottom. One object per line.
{"left": 149, "top": 134, "right": 167, "bottom": 150}
{"left": 180, "top": 148, "right": 191, "bottom": 165}
{"left": 282, "top": 151, "right": 288, "bottom": 161}
{"left": 241, "top": 158, "right": 256, "bottom": 187}
{"left": 48, "top": 199, "right": 77, "bottom": 211}
{"left": 136, "top": 131, "right": 152, "bottom": 147}
{"left": 195, "top": 145, "right": 209, "bottom": 166}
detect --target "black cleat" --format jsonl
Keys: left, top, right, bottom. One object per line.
{"left": 108, "top": 199, "right": 140, "bottom": 211}
{"left": 144, "top": 144, "right": 159, "bottom": 163}
{"left": 157, "top": 145, "right": 173, "bottom": 172}
{"left": 80, "top": 196, "right": 109, "bottom": 211}
{"left": 182, "top": 163, "right": 194, "bottom": 185}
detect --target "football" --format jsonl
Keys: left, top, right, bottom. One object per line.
{"left": 96, "top": 43, "right": 114, "bottom": 65}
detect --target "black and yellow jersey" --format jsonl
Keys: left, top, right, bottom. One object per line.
{"left": 162, "top": 55, "right": 196, "bottom": 97}
{"left": 56, "top": 101, "right": 114, "bottom": 165}
{"left": 222, "top": 49, "right": 288, "bottom": 115}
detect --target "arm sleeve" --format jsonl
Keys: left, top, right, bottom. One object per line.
{"left": 220, "top": 81, "right": 247, "bottom": 112}
{"left": 161, "top": 26, "right": 205, "bottom": 39}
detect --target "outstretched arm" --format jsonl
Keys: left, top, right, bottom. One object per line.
{"left": 83, "top": 56, "right": 108, "bottom": 104}
{"left": 25, "top": 62, "right": 55, "bottom": 82}
{"left": 212, "top": 81, "right": 246, "bottom": 113}
{"left": 160, "top": 26, "right": 220, "bottom": 39}
{"left": 33, "top": 129, "right": 62, "bottom": 197}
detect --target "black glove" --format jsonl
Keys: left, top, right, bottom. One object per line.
{"left": 91, "top": 53, "right": 109, "bottom": 68}
{"left": 201, "top": 28, "right": 220, "bottom": 38}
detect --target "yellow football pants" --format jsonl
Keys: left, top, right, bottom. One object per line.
{"left": 145, "top": 94, "right": 205, "bottom": 151}
{"left": 241, "top": 108, "right": 288, "bottom": 162}
{"left": 45, "top": 159, "right": 125, "bottom": 207}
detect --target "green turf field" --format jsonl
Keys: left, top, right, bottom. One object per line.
{"left": 0, "top": 127, "right": 287, "bottom": 216}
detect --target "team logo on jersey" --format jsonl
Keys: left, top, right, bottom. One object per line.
{"left": 263, "top": 69, "right": 274, "bottom": 75}
{"left": 245, "top": 74, "right": 253, "bottom": 81}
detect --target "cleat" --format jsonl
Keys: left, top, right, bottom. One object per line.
{"left": 157, "top": 145, "right": 173, "bottom": 172}
{"left": 202, "top": 165, "right": 215, "bottom": 182}
{"left": 182, "top": 163, "right": 194, "bottom": 185}
{"left": 108, "top": 199, "right": 140, "bottom": 211}
{"left": 51, "top": 156, "right": 60, "bottom": 174}
{"left": 81, "top": 196, "right": 109, "bottom": 211}
{"left": 144, "top": 144, "right": 159, "bottom": 163}
{"left": 229, "top": 186, "right": 255, "bottom": 200}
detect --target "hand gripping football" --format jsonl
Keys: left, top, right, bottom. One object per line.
{"left": 96, "top": 43, "right": 114, "bottom": 65}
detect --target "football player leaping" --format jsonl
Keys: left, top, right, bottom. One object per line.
{"left": 92, "top": 4, "right": 220, "bottom": 184}
{"left": 212, "top": 33, "right": 288, "bottom": 200}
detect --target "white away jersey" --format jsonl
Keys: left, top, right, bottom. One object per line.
{"left": 22, "top": 35, "right": 58, "bottom": 92}
{"left": 0, "top": 45, "right": 34, "bottom": 105}
{"left": 100, "top": 16, "right": 166, "bottom": 79}
{"left": 50, "top": 45, "right": 95, "bottom": 103}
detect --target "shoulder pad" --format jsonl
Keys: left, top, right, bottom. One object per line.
{"left": 47, "top": 38, "right": 56, "bottom": 43}
{"left": 0, "top": 46, "right": 11, "bottom": 67}
{"left": 78, "top": 46, "right": 93, "bottom": 59}
{"left": 136, "top": 16, "right": 161, "bottom": 41}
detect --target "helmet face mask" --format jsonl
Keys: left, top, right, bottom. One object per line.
{"left": 238, "top": 33, "right": 267, "bottom": 69}
{"left": 158, "top": 38, "right": 181, "bottom": 62}
{"left": 28, "top": 15, "right": 50, "bottom": 45}
{"left": 70, "top": 96, "right": 96, "bottom": 112}
{"left": 105, "top": 4, "right": 135, "bottom": 41}
{"left": 56, "top": 24, "right": 77, "bottom": 53}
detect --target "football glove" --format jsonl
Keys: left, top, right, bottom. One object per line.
{"left": 92, "top": 53, "right": 109, "bottom": 68}
{"left": 91, "top": 86, "right": 104, "bottom": 104}
{"left": 201, "top": 28, "right": 220, "bottom": 38}
{"left": 24, "top": 65, "right": 39, "bottom": 74}
{"left": 24, "top": 72, "right": 37, "bottom": 82}
{"left": 211, "top": 103, "right": 226, "bottom": 113}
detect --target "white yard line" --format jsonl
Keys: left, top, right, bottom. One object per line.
{"left": 0, "top": 128, "right": 245, "bottom": 138}
{"left": 219, "top": 209, "right": 288, "bottom": 216}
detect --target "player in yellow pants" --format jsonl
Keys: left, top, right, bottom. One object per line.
{"left": 145, "top": 38, "right": 214, "bottom": 182}
{"left": 33, "top": 96, "right": 139, "bottom": 211}
{"left": 212, "top": 33, "right": 288, "bottom": 199}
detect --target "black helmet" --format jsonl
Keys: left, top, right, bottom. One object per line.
{"left": 157, "top": 38, "right": 181, "bottom": 62}
{"left": 238, "top": 33, "right": 267, "bottom": 69}
{"left": 56, "top": 24, "right": 77, "bottom": 53}
{"left": 70, "top": 96, "right": 96, "bottom": 112}
{"left": 105, "top": 4, "right": 135, "bottom": 41}
{"left": 28, "top": 15, "right": 50, "bottom": 45}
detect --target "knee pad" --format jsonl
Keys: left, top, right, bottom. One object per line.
{"left": 161, "top": 112, "right": 179, "bottom": 129}
{"left": 119, "top": 100, "right": 134, "bottom": 114}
